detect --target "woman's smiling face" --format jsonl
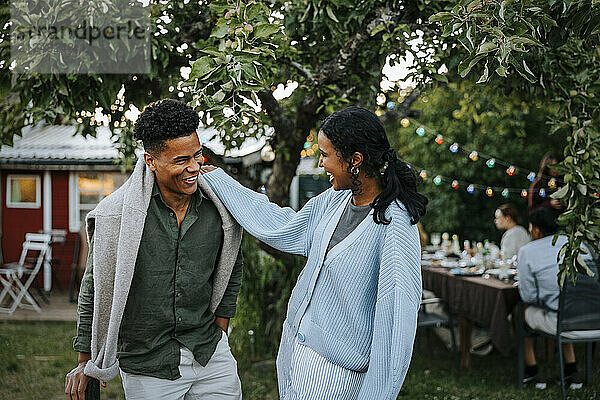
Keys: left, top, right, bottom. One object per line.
{"left": 317, "top": 130, "right": 354, "bottom": 191}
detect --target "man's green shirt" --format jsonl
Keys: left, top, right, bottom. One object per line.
{"left": 73, "top": 183, "right": 243, "bottom": 380}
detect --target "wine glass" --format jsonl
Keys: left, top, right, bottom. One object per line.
{"left": 431, "top": 233, "right": 441, "bottom": 248}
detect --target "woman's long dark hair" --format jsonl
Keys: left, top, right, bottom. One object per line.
{"left": 320, "top": 107, "right": 427, "bottom": 225}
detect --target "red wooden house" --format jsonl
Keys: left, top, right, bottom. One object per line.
{"left": 0, "top": 124, "right": 128, "bottom": 291}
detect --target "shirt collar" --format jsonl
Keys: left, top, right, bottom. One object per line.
{"left": 152, "top": 181, "right": 203, "bottom": 210}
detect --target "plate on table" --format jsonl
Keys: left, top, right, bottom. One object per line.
{"left": 450, "top": 267, "right": 485, "bottom": 276}
{"left": 422, "top": 259, "right": 442, "bottom": 267}
{"left": 486, "top": 268, "right": 517, "bottom": 279}
{"left": 441, "top": 260, "right": 460, "bottom": 268}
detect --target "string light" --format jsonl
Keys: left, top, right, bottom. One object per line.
{"left": 408, "top": 161, "right": 559, "bottom": 200}
{"left": 401, "top": 118, "right": 410, "bottom": 127}
{"left": 594, "top": 192, "right": 599, "bottom": 198}
{"left": 548, "top": 178, "right": 557, "bottom": 189}
{"left": 407, "top": 121, "right": 561, "bottom": 184}
{"left": 260, "top": 185, "right": 266, "bottom": 194}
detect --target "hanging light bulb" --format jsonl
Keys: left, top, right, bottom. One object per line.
{"left": 261, "top": 144, "right": 276, "bottom": 162}
{"left": 467, "top": 184, "right": 475, "bottom": 194}
{"left": 548, "top": 178, "right": 557, "bottom": 189}
{"left": 527, "top": 172, "right": 536, "bottom": 182}
{"left": 486, "top": 158, "right": 496, "bottom": 168}
{"left": 435, "top": 134, "right": 444, "bottom": 145}
{"left": 521, "top": 189, "right": 528, "bottom": 198}
{"left": 416, "top": 127, "right": 425, "bottom": 136}
{"left": 502, "top": 188, "right": 510, "bottom": 198}
{"left": 449, "top": 143, "right": 459, "bottom": 153}
{"left": 486, "top": 187, "right": 493, "bottom": 197}
{"left": 451, "top": 180, "right": 459, "bottom": 190}
{"left": 433, "top": 176, "right": 442, "bottom": 185}
{"left": 469, "top": 151, "right": 479, "bottom": 161}
{"left": 419, "top": 170, "right": 427, "bottom": 180}
{"left": 401, "top": 118, "right": 410, "bottom": 127}
{"left": 539, "top": 188, "right": 546, "bottom": 198}
{"left": 506, "top": 165, "right": 516, "bottom": 176}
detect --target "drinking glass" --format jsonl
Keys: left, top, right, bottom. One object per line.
{"left": 431, "top": 233, "right": 441, "bottom": 247}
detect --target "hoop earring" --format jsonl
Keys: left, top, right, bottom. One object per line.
{"left": 350, "top": 165, "right": 360, "bottom": 177}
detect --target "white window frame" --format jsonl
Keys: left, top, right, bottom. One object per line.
{"left": 6, "top": 174, "right": 41, "bottom": 208}
{"left": 68, "top": 172, "right": 80, "bottom": 232}
{"left": 68, "top": 171, "right": 127, "bottom": 232}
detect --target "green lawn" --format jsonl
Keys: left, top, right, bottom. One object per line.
{"left": 0, "top": 321, "right": 598, "bottom": 399}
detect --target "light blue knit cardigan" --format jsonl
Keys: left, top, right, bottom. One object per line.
{"left": 203, "top": 168, "right": 422, "bottom": 399}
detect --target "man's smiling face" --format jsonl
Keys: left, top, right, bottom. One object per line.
{"left": 146, "top": 133, "right": 204, "bottom": 197}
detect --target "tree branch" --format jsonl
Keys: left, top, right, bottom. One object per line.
{"left": 286, "top": 60, "right": 315, "bottom": 85}
{"left": 315, "top": 7, "right": 403, "bottom": 86}
{"left": 257, "top": 89, "right": 295, "bottom": 138}
{"left": 379, "top": 88, "right": 421, "bottom": 125}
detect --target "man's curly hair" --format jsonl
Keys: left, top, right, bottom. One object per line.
{"left": 133, "top": 99, "right": 199, "bottom": 154}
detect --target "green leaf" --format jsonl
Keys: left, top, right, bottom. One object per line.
{"left": 190, "top": 56, "right": 215, "bottom": 80}
{"left": 212, "top": 23, "right": 230, "bottom": 39}
{"left": 477, "top": 41, "right": 497, "bottom": 55}
{"left": 552, "top": 184, "right": 570, "bottom": 200}
{"left": 458, "top": 55, "right": 485, "bottom": 78}
{"left": 371, "top": 24, "right": 386, "bottom": 37}
{"left": 522, "top": 60, "right": 534, "bottom": 76}
{"left": 429, "top": 12, "right": 454, "bottom": 23}
{"left": 476, "top": 61, "right": 489, "bottom": 83}
{"left": 212, "top": 89, "right": 225, "bottom": 102}
{"left": 326, "top": 5, "right": 340, "bottom": 23}
{"left": 509, "top": 36, "right": 543, "bottom": 47}
{"left": 253, "top": 23, "right": 281, "bottom": 39}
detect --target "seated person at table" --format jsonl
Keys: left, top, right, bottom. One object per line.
{"left": 517, "top": 208, "right": 594, "bottom": 389}
{"left": 494, "top": 204, "right": 530, "bottom": 260}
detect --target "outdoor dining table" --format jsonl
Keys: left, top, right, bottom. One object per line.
{"left": 421, "top": 265, "right": 520, "bottom": 368}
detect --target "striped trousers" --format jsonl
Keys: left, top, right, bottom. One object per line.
{"left": 278, "top": 335, "right": 365, "bottom": 400}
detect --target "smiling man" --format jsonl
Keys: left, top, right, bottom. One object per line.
{"left": 65, "top": 99, "right": 244, "bottom": 400}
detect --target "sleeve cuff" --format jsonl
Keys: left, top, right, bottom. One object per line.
{"left": 214, "top": 304, "right": 237, "bottom": 319}
{"left": 73, "top": 335, "right": 91, "bottom": 353}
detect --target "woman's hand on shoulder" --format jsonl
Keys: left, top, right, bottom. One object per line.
{"left": 200, "top": 165, "right": 218, "bottom": 174}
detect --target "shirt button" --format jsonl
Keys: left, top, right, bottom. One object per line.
{"left": 178, "top": 317, "right": 182, "bottom": 322}
{"left": 170, "top": 212, "right": 174, "bottom": 217}
{"left": 297, "top": 332, "right": 305, "bottom": 343}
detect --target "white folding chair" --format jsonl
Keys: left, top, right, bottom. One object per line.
{"left": 0, "top": 233, "right": 52, "bottom": 314}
